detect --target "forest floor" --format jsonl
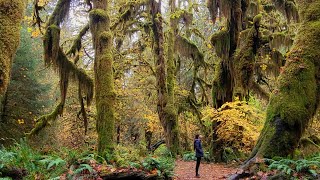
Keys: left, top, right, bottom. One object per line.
{"left": 174, "top": 159, "right": 238, "bottom": 180}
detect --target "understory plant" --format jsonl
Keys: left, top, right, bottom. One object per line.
{"left": 266, "top": 154, "right": 320, "bottom": 179}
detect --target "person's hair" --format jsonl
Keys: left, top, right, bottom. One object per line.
{"left": 195, "top": 134, "right": 200, "bottom": 139}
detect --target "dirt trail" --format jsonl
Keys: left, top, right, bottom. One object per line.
{"left": 174, "top": 160, "right": 238, "bottom": 180}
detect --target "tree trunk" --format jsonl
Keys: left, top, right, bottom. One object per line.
{"left": 0, "top": 0, "right": 25, "bottom": 121}
{"left": 209, "top": 0, "right": 244, "bottom": 108}
{"left": 249, "top": 0, "right": 320, "bottom": 159}
{"left": 149, "top": 0, "right": 180, "bottom": 155}
{"left": 90, "top": 0, "right": 115, "bottom": 155}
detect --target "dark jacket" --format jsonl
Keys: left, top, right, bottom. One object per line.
{"left": 194, "top": 139, "right": 204, "bottom": 157}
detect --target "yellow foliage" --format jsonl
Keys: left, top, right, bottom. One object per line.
{"left": 38, "top": 0, "right": 49, "bottom": 6}
{"left": 260, "top": 64, "right": 267, "bottom": 71}
{"left": 17, "top": 119, "right": 25, "bottom": 125}
{"left": 202, "top": 101, "right": 265, "bottom": 154}
{"left": 31, "top": 29, "right": 41, "bottom": 38}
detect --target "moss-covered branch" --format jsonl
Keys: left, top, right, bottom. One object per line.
{"left": 27, "top": 103, "right": 64, "bottom": 136}
{"left": 67, "top": 24, "right": 90, "bottom": 57}
{"left": 29, "top": 0, "right": 93, "bottom": 135}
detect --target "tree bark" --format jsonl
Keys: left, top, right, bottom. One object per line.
{"left": 249, "top": 0, "right": 320, "bottom": 159}
{"left": 149, "top": 0, "right": 180, "bottom": 155}
{"left": 90, "top": 0, "right": 115, "bottom": 155}
{"left": 0, "top": 0, "right": 25, "bottom": 121}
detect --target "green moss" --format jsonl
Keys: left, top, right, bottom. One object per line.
{"left": 89, "top": 4, "right": 115, "bottom": 155}
{"left": 263, "top": 4, "right": 275, "bottom": 13}
{"left": 28, "top": 103, "right": 64, "bottom": 136}
{"left": 175, "top": 35, "right": 204, "bottom": 65}
{"left": 48, "top": 0, "right": 71, "bottom": 25}
{"left": 67, "top": 24, "right": 90, "bottom": 56}
{"left": 0, "top": 0, "right": 25, "bottom": 100}
{"left": 253, "top": 14, "right": 262, "bottom": 26}
{"left": 210, "top": 29, "right": 230, "bottom": 60}
{"left": 299, "top": 1, "right": 320, "bottom": 21}
{"left": 250, "top": 0, "right": 320, "bottom": 158}
{"left": 100, "top": 31, "right": 112, "bottom": 40}
{"left": 90, "top": 9, "right": 109, "bottom": 23}
{"left": 233, "top": 22, "right": 260, "bottom": 97}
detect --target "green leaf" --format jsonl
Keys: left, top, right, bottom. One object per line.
{"left": 308, "top": 169, "right": 318, "bottom": 177}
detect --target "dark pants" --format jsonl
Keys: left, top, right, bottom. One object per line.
{"left": 196, "top": 157, "right": 201, "bottom": 175}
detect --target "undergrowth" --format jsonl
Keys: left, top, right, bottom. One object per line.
{"left": 265, "top": 154, "right": 320, "bottom": 179}
{"left": 0, "top": 139, "right": 175, "bottom": 179}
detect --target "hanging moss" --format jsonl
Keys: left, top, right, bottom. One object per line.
{"left": 272, "top": 0, "right": 299, "bottom": 23}
{"left": 67, "top": 24, "right": 90, "bottom": 57}
{"left": 210, "top": 29, "right": 230, "bottom": 60}
{"left": 247, "top": 1, "right": 259, "bottom": 17}
{"left": 30, "top": 0, "right": 94, "bottom": 135}
{"left": 212, "top": 60, "right": 233, "bottom": 108}
{"left": 43, "top": 25, "right": 61, "bottom": 65}
{"left": 207, "top": 0, "right": 219, "bottom": 24}
{"left": 263, "top": 4, "right": 275, "bottom": 13}
{"left": 48, "top": 0, "right": 71, "bottom": 25}
{"left": 175, "top": 35, "right": 205, "bottom": 66}
{"left": 233, "top": 14, "right": 262, "bottom": 97}
{"left": 269, "top": 32, "right": 293, "bottom": 52}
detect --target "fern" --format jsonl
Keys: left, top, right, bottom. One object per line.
{"left": 73, "top": 164, "right": 94, "bottom": 174}
{"left": 182, "top": 152, "right": 196, "bottom": 161}
{"left": 39, "top": 156, "right": 66, "bottom": 170}
{"left": 267, "top": 156, "right": 320, "bottom": 178}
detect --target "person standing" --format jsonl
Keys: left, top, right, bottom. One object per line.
{"left": 194, "top": 134, "right": 203, "bottom": 178}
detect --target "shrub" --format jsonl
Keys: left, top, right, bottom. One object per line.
{"left": 182, "top": 152, "right": 196, "bottom": 161}
{"left": 142, "top": 155, "right": 175, "bottom": 179}
{"left": 202, "top": 101, "right": 265, "bottom": 161}
{"left": 266, "top": 155, "right": 320, "bottom": 179}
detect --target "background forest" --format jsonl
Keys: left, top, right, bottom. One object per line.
{"left": 0, "top": 0, "right": 320, "bottom": 179}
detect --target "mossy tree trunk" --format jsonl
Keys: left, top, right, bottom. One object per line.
{"left": 0, "top": 0, "right": 25, "bottom": 121}
{"left": 249, "top": 0, "right": 320, "bottom": 159}
{"left": 149, "top": 0, "right": 180, "bottom": 155}
{"left": 208, "top": 0, "right": 246, "bottom": 108}
{"left": 90, "top": 0, "right": 115, "bottom": 155}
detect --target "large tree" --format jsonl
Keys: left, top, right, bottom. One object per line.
{"left": 89, "top": 0, "right": 115, "bottom": 154}
{"left": 149, "top": 0, "right": 181, "bottom": 155}
{"left": 249, "top": 0, "right": 320, "bottom": 159}
{"left": 0, "top": 0, "right": 25, "bottom": 121}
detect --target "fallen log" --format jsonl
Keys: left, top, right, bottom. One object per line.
{"left": 0, "top": 166, "right": 27, "bottom": 180}
{"left": 150, "top": 140, "right": 165, "bottom": 152}
{"left": 101, "top": 170, "right": 158, "bottom": 180}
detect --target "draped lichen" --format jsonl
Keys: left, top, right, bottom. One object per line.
{"left": 233, "top": 14, "right": 262, "bottom": 98}
{"left": 67, "top": 24, "right": 90, "bottom": 57}
{"left": 272, "top": 0, "right": 299, "bottom": 23}
{"left": 29, "top": 0, "right": 93, "bottom": 136}
{"left": 210, "top": 29, "right": 230, "bottom": 60}
{"left": 175, "top": 35, "right": 205, "bottom": 66}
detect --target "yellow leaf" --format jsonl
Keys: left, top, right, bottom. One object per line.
{"left": 260, "top": 64, "right": 267, "bottom": 71}
{"left": 31, "top": 29, "right": 40, "bottom": 38}
{"left": 17, "top": 119, "right": 25, "bottom": 124}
